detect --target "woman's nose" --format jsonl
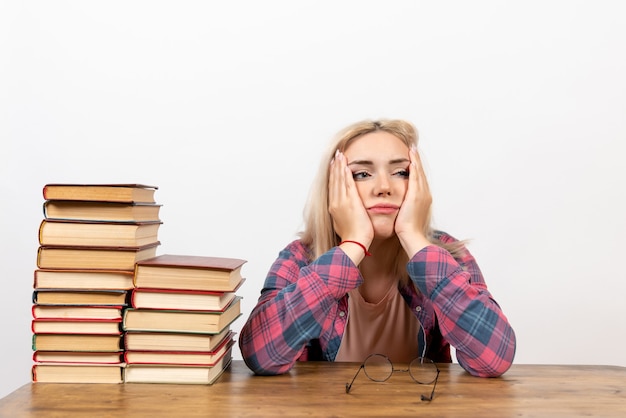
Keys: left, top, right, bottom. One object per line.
{"left": 374, "top": 175, "right": 391, "bottom": 196}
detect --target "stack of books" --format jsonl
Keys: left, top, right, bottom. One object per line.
{"left": 123, "top": 254, "right": 246, "bottom": 384}
{"left": 32, "top": 184, "right": 162, "bottom": 383}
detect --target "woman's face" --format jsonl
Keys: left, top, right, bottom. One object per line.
{"left": 343, "top": 131, "right": 411, "bottom": 240}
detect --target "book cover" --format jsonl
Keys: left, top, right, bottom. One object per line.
{"left": 36, "top": 242, "right": 160, "bottom": 271}
{"left": 32, "top": 334, "right": 123, "bottom": 351}
{"left": 33, "top": 351, "right": 123, "bottom": 364}
{"left": 38, "top": 219, "right": 162, "bottom": 247}
{"left": 130, "top": 283, "right": 243, "bottom": 311}
{"left": 32, "top": 363, "right": 125, "bottom": 383}
{"left": 32, "top": 319, "right": 122, "bottom": 335}
{"left": 43, "top": 200, "right": 162, "bottom": 222}
{"left": 32, "top": 304, "right": 123, "bottom": 320}
{"left": 124, "top": 348, "right": 232, "bottom": 385}
{"left": 33, "top": 289, "right": 128, "bottom": 306}
{"left": 124, "top": 329, "right": 233, "bottom": 352}
{"left": 124, "top": 334, "right": 234, "bottom": 366}
{"left": 122, "top": 297, "right": 241, "bottom": 334}
{"left": 34, "top": 269, "right": 135, "bottom": 290}
{"left": 134, "top": 254, "right": 247, "bottom": 292}
{"left": 43, "top": 183, "right": 157, "bottom": 204}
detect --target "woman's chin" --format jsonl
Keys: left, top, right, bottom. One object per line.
{"left": 372, "top": 226, "right": 396, "bottom": 240}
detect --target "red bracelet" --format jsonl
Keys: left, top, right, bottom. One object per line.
{"left": 339, "top": 240, "right": 372, "bottom": 257}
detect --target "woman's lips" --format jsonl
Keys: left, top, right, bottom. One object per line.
{"left": 367, "top": 204, "right": 399, "bottom": 215}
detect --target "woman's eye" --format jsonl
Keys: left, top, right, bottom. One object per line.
{"left": 352, "top": 171, "right": 370, "bottom": 180}
{"left": 394, "top": 169, "right": 410, "bottom": 178}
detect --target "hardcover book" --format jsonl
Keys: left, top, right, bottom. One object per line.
{"left": 134, "top": 254, "right": 247, "bottom": 292}
{"left": 124, "top": 329, "right": 233, "bottom": 352}
{"left": 43, "top": 184, "right": 157, "bottom": 204}
{"left": 37, "top": 242, "right": 160, "bottom": 271}
{"left": 34, "top": 269, "right": 135, "bottom": 290}
{"left": 124, "top": 334, "right": 234, "bottom": 366}
{"left": 33, "top": 351, "right": 123, "bottom": 364}
{"left": 122, "top": 297, "right": 241, "bottom": 334}
{"left": 124, "top": 348, "right": 232, "bottom": 385}
{"left": 33, "top": 289, "right": 128, "bottom": 306}
{"left": 32, "top": 334, "right": 123, "bottom": 352}
{"left": 32, "top": 363, "right": 124, "bottom": 383}
{"left": 130, "top": 286, "right": 241, "bottom": 311}
{"left": 43, "top": 200, "right": 161, "bottom": 222}
{"left": 32, "top": 319, "right": 122, "bottom": 335}
{"left": 38, "top": 219, "right": 161, "bottom": 247}
{"left": 32, "top": 305, "right": 123, "bottom": 320}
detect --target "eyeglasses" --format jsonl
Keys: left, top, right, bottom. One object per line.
{"left": 345, "top": 353, "right": 440, "bottom": 401}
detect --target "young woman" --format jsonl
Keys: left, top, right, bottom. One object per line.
{"left": 239, "top": 119, "right": 516, "bottom": 377}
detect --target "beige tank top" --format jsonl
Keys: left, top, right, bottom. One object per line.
{"left": 335, "top": 284, "right": 420, "bottom": 364}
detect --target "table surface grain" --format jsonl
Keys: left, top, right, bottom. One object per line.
{"left": 1, "top": 361, "right": 625, "bottom": 417}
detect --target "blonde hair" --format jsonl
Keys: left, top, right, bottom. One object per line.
{"left": 299, "top": 119, "right": 463, "bottom": 281}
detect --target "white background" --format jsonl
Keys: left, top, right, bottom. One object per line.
{"left": 1, "top": 1, "right": 625, "bottom": 399}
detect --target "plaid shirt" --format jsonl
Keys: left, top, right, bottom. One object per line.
{"left": 239, "top": 231, "right": 516, "bottom": 377}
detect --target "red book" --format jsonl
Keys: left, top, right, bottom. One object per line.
{"left": 134, "top": 254, "right": 247, "bottom": 292}
{"left": 32, "top": 305, "right": 123, "bottom": 320}
{"left": 124, "top": 334, "right": 234, "bottom": 366}
{"left": 32, "top": 318, "right": 122, "bottom": 335}
{"left": 130, "top": 280, "right": 244, "bottom": 311}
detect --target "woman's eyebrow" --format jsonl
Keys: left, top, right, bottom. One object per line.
{"left": 347, "top": 158, "right": 409, "bottom": 166}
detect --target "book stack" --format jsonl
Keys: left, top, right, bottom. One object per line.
{"left": 32, "top": 184, "right": 162, "bottom": 383}
{"left": 123, "top": 254, "right": 246, "bottom": 384}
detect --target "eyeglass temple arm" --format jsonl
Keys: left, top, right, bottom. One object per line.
{"left": 420, "top": 369, "right": 440, "bottom": 402}
{"left": 345, "top": 364, "right": 365, "bottom": 394}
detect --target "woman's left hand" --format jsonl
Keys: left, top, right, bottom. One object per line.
{"left": 395, "top": 146, "right": 432, "bottom": 256}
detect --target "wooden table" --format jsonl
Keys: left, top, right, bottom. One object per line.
{"left": 1, "top": 361, "right": 625, "bottom": 417}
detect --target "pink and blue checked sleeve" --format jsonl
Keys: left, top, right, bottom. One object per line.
{"left": 408, "top": 234, "right": 516, "bottom": 377}
{"left": 239, "top": 240, "right": 363, "bottom": 375}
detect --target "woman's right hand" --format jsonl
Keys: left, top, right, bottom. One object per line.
{"left": 328, "top": 151, "right": 374, "bottom": 253}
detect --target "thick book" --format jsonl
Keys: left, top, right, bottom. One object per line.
{"left": 33, "top": 289, "right": 128, "bottom": 306}
{"left": 34, "top": 269, "right": 134, "bottom": 290}
{"left": 33, "top": 351, "right": 123, "bottom": 364}
{"left": 32, "top": 334, "right": 123, "bottom": 351}
{"left": 124, "top": 334, "right": 234, "bottom": 366}
{"left": 130, "top": 285, "right": 242, "bottom": 311}
{"left": 32, "top": 319, "right": 122, "bottom": 335}
{"left": 39, "top": 219, "right": 162, "bottom": 247}
{"left": 32, "top": 305, "right": 123, "bottom": 320}
{"left": 36, "top": 242, "right": 160, "bottom": 271}
{"left": 134, "top": 254, "right": 247, "bottom": 292}
{"left": 43, "top": 200, "right": 161, "bottom": 222}
{"left": 122, "top": 297, "right": 242, "bottom": 334}
{"left": 32, "top": 363, "right": 124, "bottom": 383}
{"left": 43, "top": 184, "right": 157, "bottom": 203}
{"left": 124, "top": 329, "right": 233, "bottom": 352}
{"left": 124, "top": 348, "right": 232, "bottom": 385}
